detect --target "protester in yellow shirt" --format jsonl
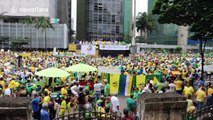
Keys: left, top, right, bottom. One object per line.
{"left": 61, "top": 86, "right": 68, "bottom": 95}
{"left": 0, "top": 78, "right": 5, "bottom": 91}
{"left": 42, "top": 91, "right": 50, "bottom": 103}
{"left": 174, "top": 78, "right": 183, "bottom": 94}
{"left": 183, "top": 82, "right": 194, "bottom": 97}
{"left": 59, "top": 96, "right": 67, "bottom": 116}
{"left": 195, "top": 87, "right": 206, "bottom": 111}
{"left": 186, "top": 94, "right": 196, "bottom": 113}
{"left": 207, "top": 85, "right": 213, "bottom": 96}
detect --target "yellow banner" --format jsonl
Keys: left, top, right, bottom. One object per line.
{"left": 136, "top": 75, "right": 146, "bottom": 89}
{"left": 20, "top": 53, "right": 31, "bottom": 57}
{"left": 68, "top": 44, "right": 77, "bottom": 51}
{"left": 153, "top": 76, "right": 159, "bottom": 84}
{"left": 110, "top": 74, "right": 120, "bottom": 94}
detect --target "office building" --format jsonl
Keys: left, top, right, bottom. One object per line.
{"left": 147, "top": 0, "right": 179, "bottom": 45}
{"left": 0, "top": 0, "right": 71, "bottom": 49}
{"left": 76, "top": 0, "right": 132, "bottom": 41}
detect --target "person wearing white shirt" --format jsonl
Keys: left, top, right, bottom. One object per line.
{"left": 111, "top": 93, "right": 119, "bottom": 113}
{"left": 93, "top": 81, "right": 102, "bottom": 103}
{"left": 168, "top": 82, "right": 176, "bottom": 93}
{"left": 4, "top": 85, "right": 11, "bottom": 97}
{"left": 70, "top": 82, "right": 79, "bottom": 97}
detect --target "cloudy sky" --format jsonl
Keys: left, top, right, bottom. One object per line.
{"left": 72, "top": 0, "right": 148, "bottom": 31}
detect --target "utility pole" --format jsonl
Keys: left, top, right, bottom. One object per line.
{"left": 132, "top": 0, "right": 136, "bottom": 53}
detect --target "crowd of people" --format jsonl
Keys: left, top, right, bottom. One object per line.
{"left": 0, "top": 51, "right": 212, "bottom": 120}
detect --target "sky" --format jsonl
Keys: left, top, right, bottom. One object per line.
{"left": 71, "top": 0, "right": 148, "bottom": 31}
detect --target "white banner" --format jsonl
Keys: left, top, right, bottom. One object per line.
{"left": 99, "top": 45, "right": 129, "bottom": 50}
{"left": 98, "top": 66, "right": 121, "bottom": 75}
{"left": 81, "top": 45, "right": 96, "bottom": 55}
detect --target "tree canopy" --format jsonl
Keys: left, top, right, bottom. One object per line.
{"left": 152, "top": 0, "right": 213, "bottom": 40}
{"left": 136, "top": 12, "right": 157, "bottom": 43}
{"left": 34, "top": 16, "right": 54, "bottom": 32}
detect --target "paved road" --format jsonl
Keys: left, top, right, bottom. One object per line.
{"left": 117, "top": 96, "right": 128, "bottom": 113}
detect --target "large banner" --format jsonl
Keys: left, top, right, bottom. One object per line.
{"left": 109, "top": 74, "right": 120, "bottom": 94}
{"left": 99, "top": 45, "right": 129, "bottom": 50}
{"left": 81, "top": 45, "right": 96, "bottom": 55}
{"left": 68, "top": 44, "right": 77, "bottom": 51}
{"left": 98, "top": 66, "right": 121, "bottom": 76}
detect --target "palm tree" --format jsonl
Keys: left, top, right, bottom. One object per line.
{"left": 34, "top": 16, "right": 54, "bottom": 49}
{"left": 20, "top": 16, "right": 34, "bottom": 47}
{"left": 136, "top": 12, "right": 157, "bottom": 43}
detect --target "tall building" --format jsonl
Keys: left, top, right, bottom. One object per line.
{"left": 76, "top": 0, "right": 132, "bottom": 41}
{"left": 0, "top": 0, "right": 71, "bottom": 49}
{"left": 148, "top": 0, "right": 178, "bottom": 45}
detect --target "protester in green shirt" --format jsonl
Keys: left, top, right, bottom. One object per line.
{"left": 104, "top": 79, "right": 110, "bottom": 96}
{"left": 133, "top": 88, "right": 139, "bottom": 100}
{"left": 126, "top": 94, "right": 136, "bottom": 113}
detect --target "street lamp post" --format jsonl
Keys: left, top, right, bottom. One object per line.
{"left": 132, "top": 0, "right": 136, "bottom": 53}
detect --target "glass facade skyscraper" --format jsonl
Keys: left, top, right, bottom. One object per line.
{"left": 77, "top": 0, "right": 132, "bottom": 41}
{"left": 0, "top": 23, "right": 68, "bottom": 49}
{"left": 148, "top": 0, "right": 178, "bottom": 45}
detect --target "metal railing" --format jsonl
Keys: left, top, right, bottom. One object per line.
{"left": 186, "top": 105, "right": 213, "bottom": 120}
{"left": 54, "top": 112, "right": 122, "bottom": 120}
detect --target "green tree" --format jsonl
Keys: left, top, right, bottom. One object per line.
{"left": 135, "top": 36, "right": 144, "bottom": 43}
{"left": 34, "top": 16, "right": 54, "bottom": 49}
{"left": 11, "top": 37, "right": 30, "bottom": 50}
{"left": 152, "top": 0, "right": 213, "bottom": 79}
{"left": 136, "top": 12, "right": 157, "bottom": 43}
{"left": 20, "top": 16, "right": 34, "bottom": 47}
{"left": 70, "top": 29, "right": 76, "bottom": 43}
{"left": 0, "top": 36, "right": 9, "bottom": 48}
{"left": 124, "top": 34, "right": 132, "bottom": 44}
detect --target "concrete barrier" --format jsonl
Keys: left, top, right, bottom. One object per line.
{"left": 138, "top": 93, "right": 187, "bottom": 120}
{"left": 0, "top": 97, "right": 32, "bottom": 120}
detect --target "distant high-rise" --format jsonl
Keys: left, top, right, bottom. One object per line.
{"left": 0, "top": 0, "right": 70, "bottom": 49}
{"left": 76, "top": 0, "right": 132, "bottom": 41}
{"left": 148, "top": 0, "right": 178, "bottom": 45}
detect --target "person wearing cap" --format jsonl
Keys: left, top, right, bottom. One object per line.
{"left": 40, "top": 103, "right": 50, "bottom": 120}
{"left": 103, "top": 79, "right": 110, "bottom": 97}
{"left": 59, "top": 96, "right": 66, "bottom": 117}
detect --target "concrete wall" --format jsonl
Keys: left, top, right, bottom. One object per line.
{"left": 178, "top": 26, "right": 189, "bottom": 51}
{"left": 0, "top": 0, "right": 57, "bottom": 17}
{"left": 138, "top": 93, "right": 187, "bottom": 120}
{"left": 0, "top": 97, "right": 32, "bottom": 120}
